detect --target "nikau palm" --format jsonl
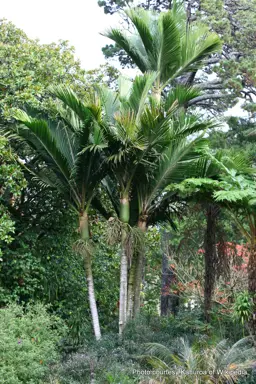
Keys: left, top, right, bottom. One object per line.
{"left": 127, "top": 113, "right": 215, "bottom": 318}
{"left": 103, "top": 3, "right": 222, "bottom": 322}
{"left": 13, "top": 87, "right": 109, "bottom": 340}
{"left": 99, "top": 73, "right": 216, "bottom": 327}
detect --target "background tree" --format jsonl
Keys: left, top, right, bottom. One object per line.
{"left": 0, "top": 136, "right": 26, "bottom": 256}
{"left": 214, "top": 173, "right": 256, "bottom": 332}
{"left": 0, "top": 19, "right": 119, "bottom": 120}
{"left": 170, "top": 152, "right": 252, "bottom": 320}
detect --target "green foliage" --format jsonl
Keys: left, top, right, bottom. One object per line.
{"left": 1, "top": 6, "right": 256, "bottom": 383}
{"left": 104, "top": 5, "right": 221, "bottom": 92}
{"left": 57, "top": 332, "right": 141, "bottom": 384}
{"left": 233, "top": 292, "right": 253, "bottom": 326}
{"left": 199, "top": 0, "right": 256, "bottom": 107}
{"left": 0, "top": 176, "right": 89, "bottom": 343}
{"left": 139, "top": 336, "right": 256, "bottom": 383}
{"left": 0, "top": 137, "right": 26, "bottom": 255}
{"left": 0, "top": 303, "right": 66, "bottom": 384}
{"left": 54, "top": 312, "right": 255, "bottom": 383}
{"left": 238, "top": 371, "right": 256, "bottom": 384}
{"left": 0, "top": 19, "right": 89, "bottom": 120}
{"left": 99, "top": 0, "right": 256, "bottom": 112}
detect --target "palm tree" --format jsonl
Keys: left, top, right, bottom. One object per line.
{"left": 100, "top": 75, "right": 216, "bottom": 324}
{"left": 11, "top": 88, "right": 110, "bottom": 340}
{"left": 99, "top": 72, "right": 179, "bottom": 333}
{"left": 103, "top": 2, "right": 221, "bottom": 102}
{"left": 126, "top": 113, "right": 215, "bottom": 318}
{"left": 103, "top": 3, "right": 221, "bottom": 320}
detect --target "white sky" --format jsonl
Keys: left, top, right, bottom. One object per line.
{"left": 1, "top": 0, "right": 119, "bottom": 70}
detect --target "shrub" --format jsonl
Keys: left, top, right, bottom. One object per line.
{"left": 0, "top": 303, "right": 66, "bottom": 384}
{"left": 58, "top": 333, "right": 142, "bottom": 384}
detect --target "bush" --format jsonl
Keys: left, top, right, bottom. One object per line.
{"left": 0, "top": 303, "right": 66, "bottom": 384}
{"left": 58, "top": 332, "right": 142, "bottom": 384}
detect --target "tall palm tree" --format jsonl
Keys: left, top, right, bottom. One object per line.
{"left": 11, "top": 88, "right": 109, "bottom": 340}
{"left": 126, "top": 112, "right": 215, "bottom": 318}
{"left": 103, "top": 2, "right": 221, "bottom": 102}
{"left": 99, "top": 72, "right": 176, "bottom": 333}
{"left": 100, "top": 75, "right": 217, "bottom": 324}
{"left": 103, "top": 3, "right": 222, "bottom": 320}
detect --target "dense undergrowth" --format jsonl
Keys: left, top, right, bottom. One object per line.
{"left": 1, "top": 303, "right": 255, "bottom": 384}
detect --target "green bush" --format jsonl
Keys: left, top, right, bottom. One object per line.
{"left": 0, "top": 303, "right": 66, "bottom": 384}
{"left": 58, "top": 332, "right": 141, "bottom": 384}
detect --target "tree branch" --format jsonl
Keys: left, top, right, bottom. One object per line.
{"left": 204, "top": 57, "right": 220, "bottom": 65}
{"left": 188, "top": 93, "right": 226, "bottom": 106}
{"left": 197, "top": 80, "right": 224, "bottom": 90}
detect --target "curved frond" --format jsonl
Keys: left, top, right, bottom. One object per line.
{"left": 103, "top": 28, "right": 148, "bottom": 73}
{"left": 158, "top": 11, "right": 181, "bottom": 84}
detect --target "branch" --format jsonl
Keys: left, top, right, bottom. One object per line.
{"left": 204, "top": 57, "right": 220, "bottom": 65}
{"left": 188, "top": 93, "right": 226, "bottom": 106}
{"left": 197, "top": 80, "right": 224, "bottom": 90}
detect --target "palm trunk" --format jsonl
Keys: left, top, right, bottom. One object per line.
{"left": 248, "top": 244, "right": 256, "bottom": 333}
{"left": 152, "top": 78, "right": 161, "bottom": 104}
{"left": 152, "top": 88, "right": 161, "bottom": 104}
{"left": 119, "top": 195, "right": 129, "bottom": 335}
{"left": 204, "top": 205, "right": 218, "bottom": 323}
{"left": 79, "top": 212, "right": 101, "bottom": 340}
{"left": 127, "top": 218, "right": 147, "bottom": 319}
{"left": 133, "top": 218, "right": 147, "bottom": 316}
{"left": 127, "top": 251, "right": 137, "bottom": 319}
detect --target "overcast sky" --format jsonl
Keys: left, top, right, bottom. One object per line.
{"left": 1, "top": 0, "right": 118, "bottom": 70}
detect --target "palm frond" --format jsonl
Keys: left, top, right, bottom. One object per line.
{"left": 14, "top": 110, "right": 71, "bottom": 183}
{"left": 158, "top": 11, "right": 181, "bottom": 84}
{"left": 103, "top": 28, "right": 148, "bottom": 73}
{"left": 50, "top": 86, "right": 95, "bottom": 129}
{"left": 143, "top": 136, "right": 209, "bottom": 209}
{"left": 165, "top": 85, "right": 201, "bottom": 111}
{"left": 126, "top": 8, "right": 154, "bottom": 59}
{"left": 128, "top": 72, "right": 158, "bottom": 124}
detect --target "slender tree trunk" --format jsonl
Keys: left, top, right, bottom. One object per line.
{"left": 79, "top": 211, "right": 101, "bottom": 340}
{"left": 133, "top": 248, "right": 145, "bottom": 315}
{"left": 119, "top": 195, "right": 129, "bottom": 335}
{"left": 133, "top": 218, "right": 147, "bottom": 316}
{"left": 127, "top": 218, "right": 147, "bottom": 319}
{"left": 160, "top": 231, "right": 179, "bottom": 316}
{"left": 248, "top": 244, "right": 256, "bottom": 333}
{"left": 127, "top": 251, "right": 137, "bottom": 319}
{"left": 204, "top": 204, "right": 218, "bottom": 323}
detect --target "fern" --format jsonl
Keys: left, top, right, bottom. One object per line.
{"left": 214, "top": 189, "right": 255, "bottom": 203}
